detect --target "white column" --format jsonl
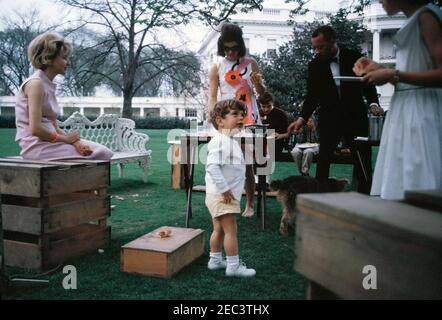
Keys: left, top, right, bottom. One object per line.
{"left": 100, "top": 107, "right": 104, "bottom": 115}
{"left": 373, "top": 30, "right": 381, "bottom": 62}
{"left": 140, "top": 107, "right": 145, "bottom": 117}
{"left": 80, "top": 107, "right": 85, "bottom": 115}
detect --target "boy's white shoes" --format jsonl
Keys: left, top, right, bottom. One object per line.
{"left": 226, "top": 262, "right": 256, "bottom": 277}
{"left": 208, "top": 258, "right": 227, "bottom": 270}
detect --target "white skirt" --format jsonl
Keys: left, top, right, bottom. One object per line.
{"left": 371, "top": 87, "right": 442, "bottom": 200}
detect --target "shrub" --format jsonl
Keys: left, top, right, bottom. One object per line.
{"left": 0, "top": 115, "right": 16, "bottom": 128}
{"left": 0, "top": 115, "right": 190, "bottom": 129}
{"left": 133, "top": 116, "right": 190, "bottom": 129}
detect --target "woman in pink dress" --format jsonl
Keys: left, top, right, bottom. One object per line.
{"left": 15, "top": 32, "right": 113, "bottom": 161}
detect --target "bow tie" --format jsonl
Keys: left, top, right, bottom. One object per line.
{"left": 329, "top": 56, "right": 338, "bottom": 64}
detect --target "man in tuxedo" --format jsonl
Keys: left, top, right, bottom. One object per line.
{"left": 288, "top": 25, "right": 382, "bottom": 194}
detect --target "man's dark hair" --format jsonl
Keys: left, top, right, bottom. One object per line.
{"left": 312, "top": 25, "right": 337, "bottom": 42}
{"left": 217, "top": 23, "right": 247, "bottom": 58}
{"left": 257, "top": 91, "right": 274, "bottom": 105}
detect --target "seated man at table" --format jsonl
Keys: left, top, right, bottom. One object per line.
{"left": 258, "top": 92, "right": 289, "bottom": 161}
{"left": 291, "top": 116, "right": 319, "bottom": 176}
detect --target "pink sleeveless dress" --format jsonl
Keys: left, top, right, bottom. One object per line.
{"left": 15, "top": 70, "right": 113, "bottom": 161}
{"left": 218, "top": 57, "right": 261, "bottom": 125}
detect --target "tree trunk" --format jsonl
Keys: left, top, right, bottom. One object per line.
{"left": 122, "top": 91, "right": 133, "bottom": 119}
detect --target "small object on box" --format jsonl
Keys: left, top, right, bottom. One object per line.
{"left": 157, "top": 228, "right": 172, "bottom": 238}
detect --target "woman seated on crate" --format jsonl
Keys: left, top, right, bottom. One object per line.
{"left": 15, "top": 32, "right": 113, "bottom": 161}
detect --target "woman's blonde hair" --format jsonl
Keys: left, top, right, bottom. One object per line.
{"left": 28, "top": 32, "right": 72, "bottom": 69}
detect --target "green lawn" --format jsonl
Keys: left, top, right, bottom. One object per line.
{"left": 0, "top": 128, "right": 355, "bottom": 300}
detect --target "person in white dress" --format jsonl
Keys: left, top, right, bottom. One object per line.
{"left": 208, "top": 23, "right": 266, "bottom": 217}
{"left": 354, "top": 0, "right": 442, "bottom": 200}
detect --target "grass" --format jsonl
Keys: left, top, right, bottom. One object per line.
{"left": 0, "top": 128, "right": 356, "bottom": 300}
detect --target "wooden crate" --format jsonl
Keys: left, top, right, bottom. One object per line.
{"left": 121, "top": 227, "right": 204, "bottom": 278}
{"left": 295, "top": 192, "right": 442, "bottom": 299}
{"left": 0, "top": 158, "right": 111, "bottom": 270}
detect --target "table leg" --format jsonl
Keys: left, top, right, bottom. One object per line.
{"left": 182, "top": 139, "right": 196, "bottom": 227}
{"left": 259, "top": 175, "right": 266, "bottom": 230}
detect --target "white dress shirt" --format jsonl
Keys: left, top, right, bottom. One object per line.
{"left": 330, "top": 48, "right": 341, "bottom": 88}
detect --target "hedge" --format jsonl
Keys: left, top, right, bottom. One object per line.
{"left": 0, "top": 115, "right": 191, "bottom": 130}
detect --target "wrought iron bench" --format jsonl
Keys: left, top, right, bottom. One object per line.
{"left": 57, "top": 112, "right": 152, "bottom": 182}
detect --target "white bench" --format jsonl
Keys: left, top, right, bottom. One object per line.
{"left": 57, "top": 112, "right": 152, "bottom": 183}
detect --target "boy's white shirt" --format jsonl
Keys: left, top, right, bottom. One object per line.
{"left": 205, "top": 130, "right": 246, "bottom": 201}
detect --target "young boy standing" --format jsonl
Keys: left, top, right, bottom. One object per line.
{"left": 205, "top": 99, "right": 256, "bottom": 277}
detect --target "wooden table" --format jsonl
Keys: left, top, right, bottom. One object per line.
{"left": 295, "top": 191, "right": 442, "bottom": 299}
{"left": 180, "top": 132, "right": 272, "bottom": 229}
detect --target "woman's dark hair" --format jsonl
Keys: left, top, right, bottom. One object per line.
{"left": 210, "top": 99, "right": 247, "bottom": 129}
{"left": 312, "top": 25, "right": 337, "bottom": 42}
{"left": 217, "top": 23, "right": 247, "bottom": 58}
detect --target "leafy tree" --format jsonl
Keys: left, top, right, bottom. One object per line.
{"left": 60, "top": 0, "right": 265, "bottom": 118}
{"left": 260, "top": 7, "right": 368, "bottom": 114}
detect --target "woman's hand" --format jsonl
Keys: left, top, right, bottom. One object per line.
{"left": 353, "top": 57, "right": 384, "bottom": 76}
{"left": 58, "top": 132, "right": 80, "bottom": 144}
{"left": 73, "top": 141, "right": 93, "bottom": 156}
{"left": 370, "top": 105, "right": 385, "bottom": 116}
{"left": 221, "top": 190, "right": 235, "bottom": 204}
{"left": 363, "top": 68, "right": 396, "bottom": 86}
{"left": 250, "top": 72, "right": 263, "bottom": 87}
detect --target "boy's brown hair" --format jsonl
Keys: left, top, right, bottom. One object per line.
{"left": 210, "top": 99, "right": 247, "bottom": 129}
{"left": 257, "top": 91, "right": 274, "bottom": 105}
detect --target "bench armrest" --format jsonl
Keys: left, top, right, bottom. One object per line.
{"left": 116, "top": 118, "right": 150, "bottom": 153}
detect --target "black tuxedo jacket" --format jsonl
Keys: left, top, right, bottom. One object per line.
{"left": 300, "top": 48, "right": 379, "bottom": 137}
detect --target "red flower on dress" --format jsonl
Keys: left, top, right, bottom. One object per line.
{"left": 235, "top": 87, "right": 251, "bottom": 106}
{"left": 225, "top": 70, "right": 242, "bottom": 87}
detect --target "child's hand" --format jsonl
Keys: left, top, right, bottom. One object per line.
{"left": 222, "top": 190, "right": 235, "bottom": 204}
{"left": 73, "top": 141, "right": 93, "bottom": 156}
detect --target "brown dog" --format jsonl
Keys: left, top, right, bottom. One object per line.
{"left": 270, "top": 175, "right": 348, "bottom": 236}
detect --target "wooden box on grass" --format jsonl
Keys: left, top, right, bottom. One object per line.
{"left": 295, "top": 192, "right": 442, "bottom": 299}
{"left": 121, "top": 227, "right": 204, "bottom": 278}
{"left": 0, "top": 158, "right": 111, "bottom": 270}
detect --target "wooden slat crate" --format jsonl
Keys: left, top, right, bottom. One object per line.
{"left": 295, "top": 192, "right": 442, "bottom": 300}
{"left": 0, "top": 158, "right": 111, "bottom": 270}
{"left": 121, "top": 227, "right": 204, "bottom": 278}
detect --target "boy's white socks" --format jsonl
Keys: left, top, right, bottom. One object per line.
{"left": 208, "top": 252, "right": 227, "bottom": 270}
{"left": 210, "top": 252, "right": 223, "bottom": 261}
{"left": 226, "top": 255, "right": 256, "bottom": 277}
{"left": 226, "top": 255, "right": 240, "bottom": 268}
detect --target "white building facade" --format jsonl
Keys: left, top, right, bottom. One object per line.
{"left": 0, "top": 95, "right": 200, "bottom": 119}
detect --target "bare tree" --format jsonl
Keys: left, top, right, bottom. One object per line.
{"left": 59, "top": 0, "right": 265, "bottom": 118}
{"left": 0, "top": 10, "right": 49, "bottom": 95}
